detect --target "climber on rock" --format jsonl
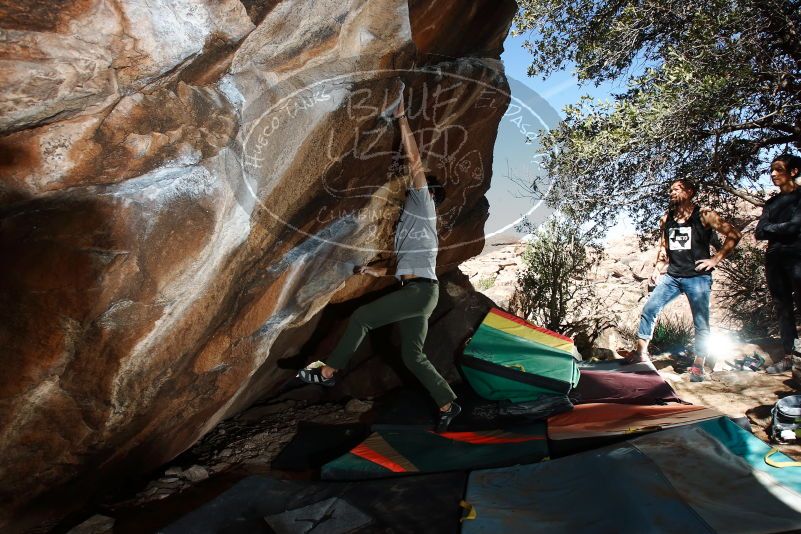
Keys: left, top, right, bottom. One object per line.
{"left": 619, "top": 178, "right": 741, "bottom": 382}
{"left": 296, "top": 86, "right": 461, "bottom": 433}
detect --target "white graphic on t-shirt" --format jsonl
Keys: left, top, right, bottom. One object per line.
{"left": 668, "top": 227, "right": 692, "bottom": 250}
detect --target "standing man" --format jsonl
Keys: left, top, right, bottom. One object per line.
{"left": 757, "top": 153, "right": 801, "bottom": 378}
{"left": 297, "top": 88, "right": 461, "bottom": 432}
{"left": 622, "top": 179, "right": 741, "bottom": 382}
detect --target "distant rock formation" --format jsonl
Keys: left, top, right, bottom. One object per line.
{"left": 459, "top": 240, "right": 524, "bottom": 309}
{"left": 462, "top": 235, "right": 740, "bottom": 357}
{"left": 0, "top": 0, "right": 515, "bottom": 529}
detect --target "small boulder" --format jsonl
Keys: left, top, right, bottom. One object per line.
{"left": 183, "top": 465, "right": 209, "bottom": 483}
{"left": 609, "top": 263, "right": 631, "bottom": 279}
{"left": 238, "top": 401, "right": 295, "bottom": 422}
{"left": 345, "top": 398, "right": 373, "bottom": 414}
{"left": 66, "top": 515, "right": 115, "bottom": 534}
{"left": 164, "top": 466, "right": 183, "bottom": 477}
{"left": 590, "top": 347, "right": 616, "bottom": 360}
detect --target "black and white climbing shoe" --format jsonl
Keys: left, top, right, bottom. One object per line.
{"left": 296, "top": 361, "right": 336, "bottom": 387}
{"left": 435, "top": 402, "right": 461, "bottom": 433}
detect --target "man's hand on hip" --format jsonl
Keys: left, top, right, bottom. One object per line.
{"left": 694, "top": 258, "right": 719, "bottom": 272}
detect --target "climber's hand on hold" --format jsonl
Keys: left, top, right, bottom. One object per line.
{"left": 354, "top": 265, "right": 383, "bottom": 277}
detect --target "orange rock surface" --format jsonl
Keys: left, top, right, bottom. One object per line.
{"left": 0, "top": 0, "right": 516, "bottom": 529}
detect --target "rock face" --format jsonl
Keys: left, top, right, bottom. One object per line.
{"left": 0, "top": 0, "right": 516, "bottom": 530}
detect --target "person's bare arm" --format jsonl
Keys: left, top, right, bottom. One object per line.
{"left": 696, "top": 208, "right": 742, "bottom": 271}
{"left": 650, "top": 214, "right": 669, "bottom": 285}
{"left": 394, "top": 94, "right": 427, "bottom": 190}
{"left": 353, "top": 265, "right": 394, "bottom": 277}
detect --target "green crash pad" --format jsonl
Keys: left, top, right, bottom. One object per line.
{"left": 461, "top": 308, "right": 579, "bottom": 402}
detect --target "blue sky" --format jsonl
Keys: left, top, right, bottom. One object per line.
{"left": 500, "top": 32, "right": 623, "bottom": 113}
{"left": 486, "top": 32, "right": 635, "bottom": 237}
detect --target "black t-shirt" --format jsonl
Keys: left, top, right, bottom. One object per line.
{"left": 664, "top": 206, "right": 713, "bottom": 278}
{"left": 755, "top": 189, "right": 801, "bottom": 256}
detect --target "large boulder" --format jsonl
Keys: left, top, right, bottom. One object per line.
{"left": 0, "top": 0, "right": 515, "bottom": 530}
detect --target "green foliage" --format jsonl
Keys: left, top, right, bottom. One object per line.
{"left": 649, "top": 314, "right": 695, "bottom": 353}
{"left": 515, "top": 0, "right": 801, "bottom": 233}
{"left": 476, "top": 275, "right": 497, "bottom": 290}
{"left": 617, "top": 313, "right": 694, "bottom": 354}
{"left": 513, "top": 214, "right": 614, "bottom": 339}
{"left": 715, "top": 243, "right": 777, "bottom": 337}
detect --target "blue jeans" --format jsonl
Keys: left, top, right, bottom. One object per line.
{"left": 637, "top": 273, "right": 712, "bottom": 356}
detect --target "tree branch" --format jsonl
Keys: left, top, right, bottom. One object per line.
{"left": 708, "top": 182, "right": 765, "bottom": 207}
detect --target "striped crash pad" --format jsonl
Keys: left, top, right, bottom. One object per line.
{"left": 547, "top": 403, "right": 722, "bottom": 457}
{"left": 321, "top": 423, "right": 547, "bottom": 480}
{"left": 463, "top": 417, "right": 801, "bottom": 534}
{"left": 461, "top": 308, "right": 579, "bottom": 403}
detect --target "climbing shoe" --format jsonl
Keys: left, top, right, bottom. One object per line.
{"left": 296, "top": 361, "right": 336, "bottom": 387}
{"left": 689, "top": 364, "right": 705, "bottom": 383}
{"left": 435, "top": 402, "right": 461, "bottom": 433}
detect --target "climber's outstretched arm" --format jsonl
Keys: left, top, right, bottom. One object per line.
{"left": 394, "top": 93, "right": 427, "bottom": 191}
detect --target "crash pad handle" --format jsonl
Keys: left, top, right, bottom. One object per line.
{"left": 459, "top": 500, "right": 477, "bottom": 522}
{"left": 765, "top": 448, "right": 801, "bottom": 468}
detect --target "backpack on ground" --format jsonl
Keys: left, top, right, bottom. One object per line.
{"left": 771, "top": 395, "right": 801, "bottom": 443}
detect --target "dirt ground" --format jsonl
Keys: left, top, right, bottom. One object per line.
{"left": 653, "top": 341, "right": 801, "bottom": 459}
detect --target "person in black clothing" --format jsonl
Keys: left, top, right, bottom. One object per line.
{"left": 758, "top": 153, "right": 801, "bottom": 377}
{"left": 620, "top": 179, "right": 741, "bottom": 382}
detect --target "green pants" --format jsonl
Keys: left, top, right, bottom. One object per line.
{"left": 327, "top": 281, "right": 456, "bottom": 408}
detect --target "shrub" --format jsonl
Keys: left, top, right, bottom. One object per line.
{"left": 512, "top": 213, "right": 615, "bottom": 342}
{"left": 476, "top": 275, "right": 497, "bottom": 291}
{"left": 649, "top": 314, "right": 695, "bottom": 354}
{"left": 715, "top": 243, "right": 777, "bottom": 338}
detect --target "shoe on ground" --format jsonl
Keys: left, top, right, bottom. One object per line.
{"left": 435, "top": 402, "right": 461, "bottom": 433}
{"left": 296, "top": 360, "right": 336, "bottom": 387}
{"left": 766, "top": 357, "right": 793, "bottom": 374}
{"left": 689, "top": 364, "right": 705, "bottom": 383}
